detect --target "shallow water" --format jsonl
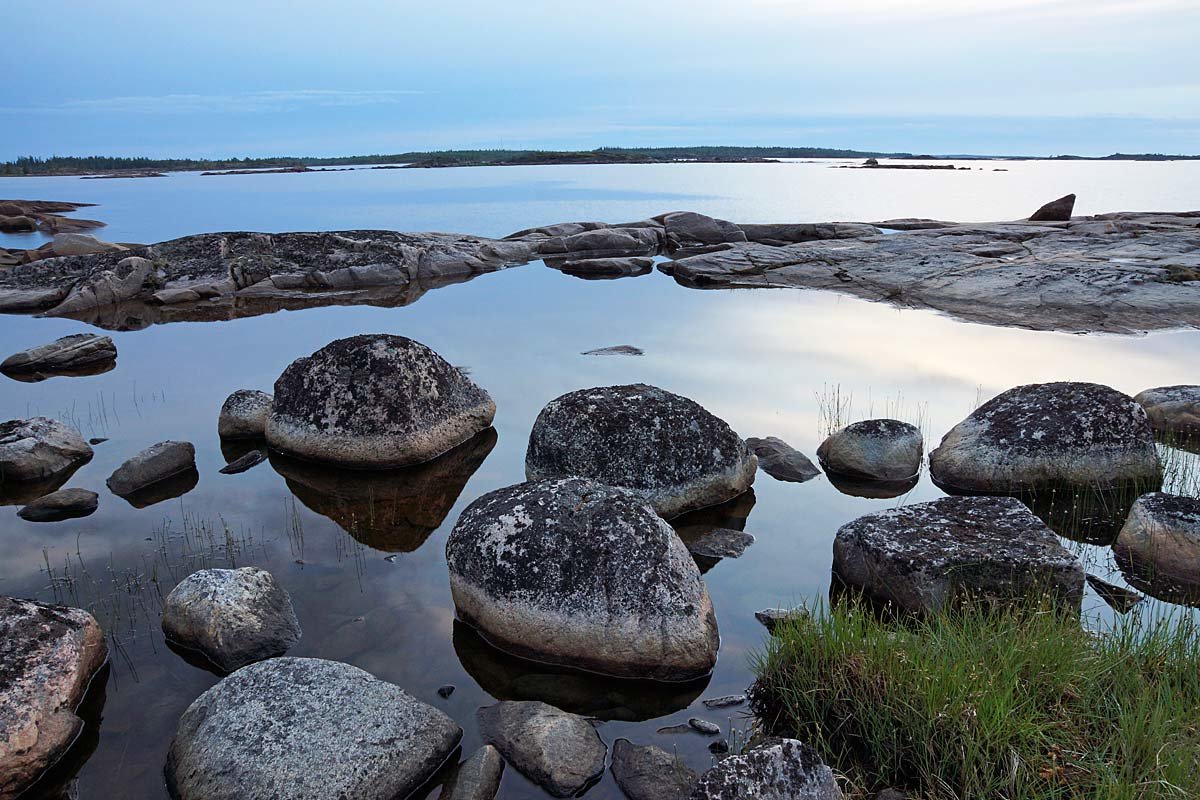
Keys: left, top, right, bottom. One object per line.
{"left": 1, "top": 161, "right": 1198, "bottom": 798}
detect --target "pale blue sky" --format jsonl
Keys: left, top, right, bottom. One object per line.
{"left": 3, "top": 0, "right": 1198, "bottom": 159}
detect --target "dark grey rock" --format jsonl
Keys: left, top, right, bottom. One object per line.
{"left": 833, "top": 496, "right": 1085, "bottom": 612}
{"left": 477, "top": 701, "right": 606, "bottom": 798}
{"left": 581, "top": 345, "right": 644, "bottom": 356}
{"left": 447, "top": 477, "right": 719, "bottom": 681}
{"left": 536, "top": 227, "right": 661, "bottom": 259}
{"left": 1114, "top": 493, "right": 1200, "bottom": 602}
{"left": 1134, "top": 385, "right": 1200, "bottom": 441}
{"left": 817, "top": 419, "right": 922, "bottom": 482}
{"left": 659, "top": 212, "right": 747, "bottom": 250}
{"left": 1029, "top": 194, "right": 1076, "bottom": 222}
{"left": 554, "top": 256, "right": 654, "bottom": 279}
{"left": 0, "top": 417, "right": 92, "bottom": 485}
{"left": 656, "top": 724, "right": 693, "bottom": 734}
{"left": 702, "top": 695, "right": 746, "bottom": 709}
{"left": 165, "top": 657, "right": 461, "bottom": 800}
{"left": 88, "top": 438, "right": 107, "bottom": 445}
{"left": 266, "top": 334, "right": 495, "bottom": 468}
{"left": 106, "top": 440, "right": 196, "bottom": 497}
{"left": 17, "top": 488, "right": 98, "bottom": 522}
{"left": 688, "top": 718, "right": 721, "bottom": 735}
{"left": 437, "top": 684, "right": 455, "bottom": 699}
{"left": 745, "top": 436, "right": 821, "bottom": 482}
{"left": 611, "top": 738, "right": 697, "bottom": 800}
{"left": 690, "top": 738, "right": 842, "bottom": 799}
{"left": 525, "top": 384, "right": 756, "bottom": 518}
{"left": 219, "top": 449, "right": 267, "bottom": 475}
{"left": 738, "top": 222, "right": 879, "bottom": 246}
{"left": 1085, "top": 574, "right": 1144, "bottom": 614}
{"left": 755, "top": 608, "right": 807, "bottom": 633}
{"left": 441, "top": 745, "right": 504, "bottom": 800}
{"left": 709, "top": 740, "right": 730, "bottom": 754}
{"left": 161, "top": 567, "right": 301, "bottom": 673}
{"left": 678, "top": 526, "right": 755, "bottom": 559}
{"left": 1, "top": 334, "right": 116, "bottom": 376}
{"left": 217, "top": 389, "right": 273, "bottom": 439}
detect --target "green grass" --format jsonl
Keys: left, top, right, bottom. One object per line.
{"left": 751, "top": 601, "right": 1200, "bottom": 799}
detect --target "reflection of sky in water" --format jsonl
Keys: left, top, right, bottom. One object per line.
{"left": 1, "top": 163, "right": 1198, "bottom": 798}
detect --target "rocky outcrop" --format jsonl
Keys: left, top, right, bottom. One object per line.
{"left": 929, "top": 382, "right": 1160, "bottom": 493}
{"left": 266, "top": 334, "right": 495, "bottom": 468}
{"left": 690, "top": 738, "right": 842, "bottom": 800}
{"left": 0, "top": 417, "right": 92, "bottom": 486}
{"left": 0, "top": 201, "right": 104, "bottom": 238}
{"left": 1134, "top": 385, "right": 1200, "bottom": 441}
{"left": 739, "top": 222, "right": 879, "bottom": 245}
{"left": 526, "top": 384, "right": 756, "bottom": 518}
{"left": 441, "top": 745, "right": 504, "bottom": 800}
{"left": 745, "top": 436, "right": 821, "bottom": 483}
{"left": 658, "top": 212, "right": 746, "bottom": 251}
{"left": 44, "top": 256, "right": 158, "bottom": 317}
{"left": 1, "top": 334, "right": 116, "bottom": 379}
{"left": 611, "top": 739, "right": 698, "bottom": 800}
{"left": 534, "top": 227, "right": 661, "bottom": 260}
{"left": 1029, "top": 194, "right": 1076, "bottom": 222}
{"left": 47, "top": 234, "right": 126, "bottom": 258}
{"left": 106, "top": 441, "right": 196, "bottom": 498}
{"left": 165, "top": 657, "right": 461, "bottom": 800}
{"left": 833, "top": 496, "right": 1085, "bottom": 612}
{"left": 0, "top": 597, "right": 108, "bottom": 800}
{"left": 17, "top": 488, "right": 98, "bottom": 522}
{"left": 1113, "top": 493, "right": 1200, "bottom": 603}
{"left": 817, "top": 419, "right": 922, "bottom": 482}
{"left": 476, "top": 701, "right": 606, "bottom": 798}
{"left": 446, "top": 477, "right": 719, "bottom": 681}
{"left": 217, "top": 389, "right": 273, "bottom": 439}
{"left": 161, "top": 567, "right": 301, "bottom": 673}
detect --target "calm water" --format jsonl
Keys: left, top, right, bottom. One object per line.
{"left": 1, "top": 161, "right": 1198, "bottom": 799}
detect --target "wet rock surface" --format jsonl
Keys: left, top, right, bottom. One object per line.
{"left": 441, "top": 745, "right": 504, "bottom": 800}
{"left": 1114, "top": 493, "right": 1200, "bottom": 603}
{"left": 447, "top": 477, "right": 719, "bottom": 681}
{"left": 1135, "top": 385, "right": 1200, "bottom": 441}
{"left": 817, "top": 419, "right": 923, "bottom": 482}
{"left": 106, "top": 440, "right": 196, "bottom": 498}
{"left": 217, "top": 389, "right": 273, "bottom": 439}
{"left": 833, "top": 495, "right": 1085, "bottom": 612}
{"left": 165, "top": 657, "right": 461, "bottom": 800}
{"left": 1, "top": 334, "right": 116, "bottom": 378}
{"left": 17, "top": 488, "right": 98, "bottom": 522}
{"left": 745, "top": 436, "right": 821, "bottom": 482}
{"left": 0, "top": 417, "right": 92, "bottom": 486}
{"left": 476, "top": 701, "right": 606, "bottom": 798}
{"left": 611, "top": 738, "right": 698, "bottom": 800}
{"left": 266, "top": 334, "right": 495, "bottom": 468}
{"left": 525, "top": 383, "right": 756, "bottom": 518}
{"left": 690, "top": 738, "right": 842, "bottom": 799}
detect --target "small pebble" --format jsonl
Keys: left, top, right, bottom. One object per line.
{"left": 437, "top": 684, "right": 455, "bottom": 699}
{"left": 688, "top": 718, "right": 721, "bottom": 736}
{"left": 702, "top": 695, "right": 746, "bottom": 709}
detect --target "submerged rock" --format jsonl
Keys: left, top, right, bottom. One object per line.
{"left": 476, "top": 701, "right": 606, "bottom": 798}
{"left": 611, "top": 738, "right": 698, "bottom": 800}
{"left": 703, "top": 694, "right": 746, "bottom": 709}
{"left": 817, "top": 419, "right": 922, "bottom": 482}
{"left": 1113, "top": 493, "right": 1200, "bottom": 604}
{"left": 17, "top": 488, "right": 98, "bottom": 522}
{"left": 1134, "top": 385, "right": 1200, "bottom": 441}
{"left": 1, "top": 334, "right": 116, "bottom": 377}
{"left": 106, "top": 440, "right": 196, "bottom": 498}
{"left": 834, "top": 496, "right": 1085, "bottom": 612}
{"left": 745, "top": 436, "right": 821, "bottom": 483}
{"left": 691, "top": 738, "right": 842, "bottom": 799}
{"left": 446, "top": 477, "right": 719, "bottom": 681}
{"left": 0, "top": 417, "right": 92, "bottom": 486}
{"left": 165, "top": 657, "right": 461, "bottom": 800}
{"left": 1029, "top": 194, "right": 1076, "bottom": 222}
{"left": 526, "top": 384, "right": 756, "bottom": 518}
{"left": 266, "top": 334, "right": 495, "bottom": 468}
{"left": 217, "top": 389, "right": 273, "bottom": 439}
{"left": 441, "top": 745, "right": 504, "bottom": 800}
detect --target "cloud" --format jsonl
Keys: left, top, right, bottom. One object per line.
{"left": 0, "top": 89, "right": 426, "bottom": 115}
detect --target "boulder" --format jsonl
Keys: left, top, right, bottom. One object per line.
{"left": 0, "top": 597, "right": 108, "bottom": 800}
{"left": 1, "top": 334, "right": 117, "bottom": 376}
{"left": 525, "top": 384, "right": 756, "bottom": 518}
{"left": 929, "top": 382, "right": 1160, "bottom": 493}
{"left": 1029, "top": 194, "right": 1076, "bottom": 222}
{"left": 106, "top": 441, "right": 196, "bottom": 498}
{"left": 45, "top": 256, "right": 158, "bottom": 317}
{"left": 165, "top": 658, "right": 461, "bottom": 800}
{"left": 1134, "top": 385, "right": 1200, "bottom": 441}
{"left": 266, "top": 334, "right": 495, "bottom": 468}
{"left": 217, "top": 389, "right": 273, "bottom": 439}
{"left": 17, "top": 488, "right": 99, "bottom": 522}
{"left": 817, "top": 419, "right": 923, "bottom": 482}
{"left": 746, "top": 436, "right": 821, "bottom": 482}
{"left": 0, "top": 215, "right": 36, "bottom": 233}
{"left": 49, "top": 234, "right": 126, "bottom": 257}
{"left": 446, "top": 477, "right": 719, "bottom": 681}
{"left": 0, "top": 417, "right": 92, "bottom": 484}
{"left": 161, "top": 567, "right": 301, "bottom": 673}
{"left": 1113, "top": 493, "right": 1200, "bottom": 602}
{"left": 833, "top": 495, "right": 1085, "bottom": 612}
{"left": 658, "top": 212, "right": 747, "bottom": 250}
{"left": 441, "top": 745, "right": 504, "bottom": 800}
{"left": 476, "top": 701, "right": 606, "bottom": 798}
{"left": 691, "top": 738, "right": 842, "bottom": 799}
{"left": 611, "top": 738, "right": 698, "bottom": 800}
{"left": 678, "top": 526, "right": 755, "bottom": 560}
{"left": 536, "top": 227, "right": 661, "bottom": 259}
{"left": 554, "top": 256, "right": 654, "bottom": 279}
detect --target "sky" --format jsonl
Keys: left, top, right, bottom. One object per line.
{"left": 2, "top": 0, "right": 1199, "bottom": 159}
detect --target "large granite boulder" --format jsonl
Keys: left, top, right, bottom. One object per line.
{"left": 17, "top": 488, "right": 99, "bottom": 522}
{"left": 441, "top": 745, "right": 504, "bottom": 800}
{"left": 107, "top": 441, "right": 196, "bottom": 498}
{"left": 658, "top": 212, "right": 747, "bottom": 250}
{"left": 1113, "top": 493, "right": 1200, "bottom": 602}
{"left": 165, "top": 658, "right": 461, "bottom": 800}
{"left": 817, "top": 419, "right": 923, "bottom": 482}
{"left": 833, "top": 496, "right": 1085, "bottom": 612}
{"left": 1, "top": 334, "right": 117, "bottom": 377}
{"left": 161, "top": 567, "right": 301, "bottom": 673}
{"left": 476, "top": 701, "right": 606, "bottom": 798}
{"left": 745, "top": 436, "right": 821, "bottom": 483}
{"left": 611, "top": 738, "right": 698, "bottom": 800}
{"left": 1029, "top": 194, "right": 1076, "bottom": 222}
{"left": 217, "top": 389, "right": 273, "bottom": 439}
{"left": 526, "top": 384, "right": 756, "bottom": 518}
{"left": 266, "top": 334, "right": 495, "bottom": 468}
{"left": 691, "top": 739, "right": 842, "bottom": 800}
{"left": 446, "top": 477, "right": 719, "bottom": 681}
{"left": 0, "top": 417, "right": 92, "bottom": 485}
{"left": 929, "top": 382, "right": 1160, "bottom": 493}
{"left": 1134, "top": 385, "right": 1200, "bottom": 441}
{"left": 0, "top": 597, "right": 108, "bottom": 800}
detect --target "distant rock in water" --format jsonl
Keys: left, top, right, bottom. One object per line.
{"left": 581, "top": 345, "right": 643, "bottom": 356}
{"left": 745, "top": 436, "right": 820, "bottom": 483}
{"left": 1113, "top": 492, "right": 1200, "bottom": 605}
{"left": 17, "top": 488, "right": 98, "bottom": 522}
{"left": 817, "top": 419, "right": 923, "bottom": 482}
{"left": 217, "top": 389, "right": 273, "bottom": 439}
{"left": 691, "top": 738, "right": 843, "bottom": 799}
{"left": 477, "top": 701, "right": 606, "bottom": 798}
{"left": 1, "top": 334, "right": 116, "bottom": 378}
{"left": 1134, "top": 385, "right": 1200, "bottom": 442}
{"left": 1029, "top": 193, "right": 1076, "bottom": 222}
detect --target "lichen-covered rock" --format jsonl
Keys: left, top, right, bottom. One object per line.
{"left": 17, "top": 488, "right": 98, "bottom": 522}
{"left": 446, "top": 477, "right": 719, "bottom": 681}
{"left": 1134, "top": 385, "right": 1200, "bottom": 441}
{"left": 690, "top": 738, "right": 842, "bottom": 800}
{"left": 0, "top": 597, "right": 108, "bottom": 800}
{"left": 611, "top": 738, "right": 698, "bottom": 800}
{"left": 833, "top": 496, "right": 1085, "bottom": 612}
{"left": 266, "top": 334, "right": 495, "bottom": 468}
{"left": 161, "top": 567, "right": 301, "bottom": 673}
{"left": 1029, "top": 194, "right": 1076, "bottom": 222}
{"left": 441, "top": 745, "right": 504, "bottom": 800}
{"left": 526, "top": 384, "right": 756, "bottom": 518}
{"left": 0, "top": 417, "right": 92, "bottom": 484}
{"left": 929, "top": 382, "right": 1160, "bottom": 493}
{"left": 1113, "top": 493, "right": 1200, "bottom": 603}
{"left": 106, "top": 440, "right": 196, "bottom": 497}
{"left": 746, "top": 436, "right": 821, "bottom": 483}
{"left": 476, "top": 701, "right": 606, "bottom": 798}
{"left": 817, "top": 419, "right": 922, "bottom": 482}
{"left": 1, "top": 334, "right": 116, "bottom": 376}
{"left": 165, "top": 657, "right": 461, "bottom": 800}
{"left": 217, "top": 389, "right": 273, "bottom": 439}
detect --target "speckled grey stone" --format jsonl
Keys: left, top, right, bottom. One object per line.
{"left": 0, "top": 417, "right": 92, "bottom": 485}
{"left": 817, "top": 419, "right": 922, "bottom": 482}
{"left": 441, "top": 745, "right": 504, "bottom": 800}
{"left": 106, "top": 441, "right": 195, "bottom": 497}
{"left": 690, "top": 738, "right": 842, "bottom": 799}
{"left": 833, "top": 496, "right": 1085, "bottom": 612}
{"left": 525, "top": 384, "right": 756, "bottom": 518}
{"left": 1134, "top": 385, "right": 1200, "bottom": 440}
{"left": 476, "top": 701, "right": 605, "bottom": 798}
{"left": 745, "top": 437, "right": 821, "bottom": 483}
{"left": 611, "top": 738, "right": 697, "bottom": 800}
{"left": 1114, "top": 493, "right": 1200, "bottom": 601}
{"left": 17, "top": 488, "right": 98, "bottom": 522}
{"left": 161, "top": 567, "right": 301, "bottom": 673}
{"left": 1, "top": 334, "right": 116, "bottom": 375}
{"left": 165, "top": 657, "right": 461, "bottom": 800}
{"left": 217, "top": 390, "right": 273, "bottom": 439}
{"left": 447, "top": 477, "right": 719, "bottom": 681}
{"left": 266, "top": 334, "right": 495, "bottom": 468}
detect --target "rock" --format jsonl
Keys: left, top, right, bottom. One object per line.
{"left": 217, "top": 389, "right": 273, "bottom": 439}
{"left": 678, "top": 526, "right": 755, "bottom": 559}
{"left": 536, "top": 227, "right": 661, "bottom": 260}
{"left": 657, "top": 724, "right": 694, "bottom": 734}
{"left": 0, "top": 597, "right": 108, "bottom": 800}
{"left": 702, "top": 695, "right": 746, "bottom": 709}
{"left": 745, "top": 436, "right": 821, "bottom": 482}
{"left": 929, "top": 382, "right": 1160, "bottom": 493}
{"left": 88, "top": 438, "right": 107, "bottom": 445}
{"left": 611, "top": 739, "right": 698, "bottom": 800}
{"left": 1029, "top": 194, "right": 1076, "bottom": 222}
{"left": 165, "top": 657, "right": 461, "bottom": 800}
{"left": 1, "top": 334, "right": 117, "bottom": 377}
{"left": 161, "top": 567, "right": 301, "bottom": 673}
{"left": 45, "top": 256, "right": 157, "bottom": 317}
{"left": 17, "top": 489, "right": 98, "bottom": 522}
{"left": 0, "top": 417, "right": 92, "bottom": 484}
{"left": 218, "top": 449, "right": 267, "bottom": 474}
{"left": 49, "top": 234, "right": 126, "bottom": 257}
{"left": 553, "top": 256, "right": 654, "bottom": 279}
{"left": 690, "top": 738, "right": 842, "bottom": 799}
{"left": 106, "top": 441, "right": 196, "bottom": 498}
{"left": 437, "top": 684, "right": 455, "bottom": 699}
{"left": 738, "top": 222, "right": 879, "bottom": 246}
{"left": 755, "top": 607, "right": 807, "bottom": 633}
{"left": 581, "top": 344, "right": 644, "bottom": 356}
{"left": 688, "top": 718, "right": 721, "bottom": 735}
{"left": 659, "top": 212, "right": 747, "bottom": 250}
{"left": 1085, "top": 574, "right": 1144, "bottom": 614}
{"left": 833, "top": 496, "right": 1085, "bottom": 612}
{"left": 1113, "top": 493, "right": 1200, "bottom": 602}
{"left": 826, "top": 472, "right": 919, "bottom": 499}
{"left": 441, "top": 745, "right": 504, "bottom": 800}
{"left": 446, "top": 477, "right": 719, "bottom": 681}
{"left": 266, "top": 334, "right": 495, "bottom": 468}
{"left": 709, "top": 740, "right": 730, "bottom": 754}
{"left": 476, "top": 701, "right": 606, "bottom": 798}
{"left": 1134, "top": 385, "right": 1200, "bottom": 441}
{"left": 526, "top": 384, "right": 756, "bottom": 518}
{"left": 817, "top": 419, "right": 923, "bottom": 482}
{"left": 0, "top": 215, "right": 36, "bottom": 233}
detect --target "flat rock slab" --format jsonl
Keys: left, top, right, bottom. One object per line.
{"left": 107, "top": 440, "right": 196, "bottom": 497}
{"left": 745, "top": 436, "right": 820, "bottom": 482}
{"left": 702, "top": 695, "right": 746, "bottom": 709}
{"left": 691, "top": 738, "right": 842, "bottom": 799}
{"left": 833, "top": 495, "right": 1085, "bottom": 612}
{"left": 611, "top": 738, "right": 697, "bottom": 800}
{"left": 477, "top": 701, "right": 606, "bottom": 798}
{"left": 1085, "top": 574, "right": 1144, "bottom": 614}
{"left": 165, "top": 657, "right": 461, "bottom": 800}
{"left": 17, "top": 488, "right": 98, "bottom": 522}
{"left": 218, "top": 449, "right": 267, "bottom": 475}
{"left": 1, "top": 334, "right": 116, "bottom": 377}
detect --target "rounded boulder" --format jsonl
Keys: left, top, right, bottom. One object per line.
{"left": 217, "top": 390, "right": 273, "bottom": 439}
{"left": 816, "top": 419, "right": 922, "bottom": 481}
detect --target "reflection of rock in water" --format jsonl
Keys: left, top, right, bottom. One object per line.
{"left": 0, "top": 462, "right": 86, "bottom": 506}
{"left": 1, "top": 358, "right": 116, "bottom": 384}
{"left": 1114, "top": 548, "right": 1200, "bottom": 608}
{"left": 116, "top": 467, "right": 200, "bottom": 508}
{"left": 20, "top": 663, "right": 109, "bottom": 799}
{"left": 1156, "top": 430, "right": 1200, "bottom": 456}
{"left": 452, "top": 621, "right": 708, "bottom": 722}
{"left": 671, "top": 489, "right": 756, "bottom": 573}
{"left": 270, "top": 428, "right": 496, "bottom": 552}
{"left": 826, "top": 471, "right": 918, "bottom": 499}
